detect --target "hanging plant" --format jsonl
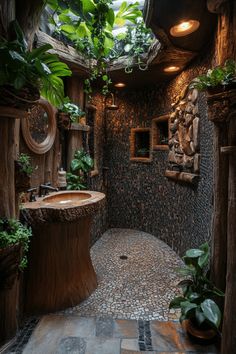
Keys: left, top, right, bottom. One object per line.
{"left": 45, "top": 0, "right": 149, "bottom": 98}
{"left": 0, "top": 20, "right": 72, "bottom": 109}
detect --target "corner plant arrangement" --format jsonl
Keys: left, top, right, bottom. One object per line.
{"left": 0, "top": 20, "right": 72, "bottom": 108}
{"left": 169, "top": 243, "right": 224, "bottom": 337}
{"left": 60, "top": 97, "right": 85, "bottom": 123}
{"left": 0, "top": 218, "right": 32, "bottom": 271}
{"left": 190, "top": 59, "right": 236, "bottom": 92}
{"left": 67, "top": 149, "right": 94, "bottom": 190}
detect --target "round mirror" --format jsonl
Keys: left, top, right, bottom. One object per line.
{"left": 21, "top": 99, "right": 57, "bottom": 154}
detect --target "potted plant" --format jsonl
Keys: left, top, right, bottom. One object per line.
{"left": 189, "top": 59, "right": 236, "bottom": 94}
{"left": 15, "top": 153, "right": 34, "bottom": 192}
{"left": 0, "top": 20, "right": 71, "bottom": 110}
{"left": 169, "top": 242, "right": 224, "bottom": 341}
{"left": 0, "top": 218, "right": 32, "bottom": 290}
{"left": 137, "top": 147, "right": 149, "bottom": 158}
{"left": 67, "top": 149, "right": 94, "bottom": 190}
{"left": 58, "top": 97, "right": 85, "bottom": 129}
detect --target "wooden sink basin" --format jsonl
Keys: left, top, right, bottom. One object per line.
{"left": 42, "top": 191, "right": 92, "bottom": 206}
{"left": 21, "top": 190, "right": 105, "bottom": 315}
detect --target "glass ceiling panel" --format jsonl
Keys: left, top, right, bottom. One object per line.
{"left": 111, "top": 0, "right": 145, "bottom": 36}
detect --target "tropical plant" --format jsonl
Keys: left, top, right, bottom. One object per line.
{"left": 45, "top": 0, "right": 148, "bottom": 97}
{"left": 169, "top": 243, "right": 224, "bottom": 332}
{"left": 109, "top": 19, "right": 153, "bottom": 73}
{"left": 60, "top": 97, "right": 85, "bottom": 122}
{"left": 0, "top": 218, "right": 32, "bottom": 270}
{"left": 17, "top": 153, "right": 34, "bottom": 176}
{"left": 67, "top": 149, "right": 94, "bottom": 190}
{"left": 190, "top": 59, "right": 236, "bottom": 91}
{"left": 0, "top": 20, "right": 71, "bottom": 107}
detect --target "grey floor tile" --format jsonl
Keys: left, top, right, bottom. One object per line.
{"left": 64, "top": 316, "right": 96, "bottom": 337}
{"left": 55, "top": 336, "right": 86, "bottom": 354}
{"left": 121, "top": 339, "right": 139, "bottom": 351}
{"left": 85, "top": 337, "right": 120, "bottom": 354}
{"left": 96, "top": 316, "right": 114, "bottom": 337}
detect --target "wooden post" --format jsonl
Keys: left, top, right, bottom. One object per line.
{"left": 221, "top": 112, "right": 236, "bottom": 353}
{"left": 211, "top": 124, "right": 228, "bottom": 294}
{"left": 66, "top": 76, "right": 85, "bottom": 168}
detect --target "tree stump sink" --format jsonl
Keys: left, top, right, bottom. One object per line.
{"left": 21, "top": 190, "right": 105, "bottom": 315}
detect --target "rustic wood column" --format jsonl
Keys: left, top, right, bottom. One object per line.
{"left": 207, "top": 89, "right": 236, "bottom": 354}
{"left": 221, "top": 111, "right": 236, "bottom": 353}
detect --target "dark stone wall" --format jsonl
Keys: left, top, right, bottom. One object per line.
{"left": 92, "top": 53, "right": 214, "bottom": 255}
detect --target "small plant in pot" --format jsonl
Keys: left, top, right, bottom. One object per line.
{"left": 169, "top": 243, "right": 224, "bottom": 342}
{"left": 0, "top": 218, "right": 32, "bottom": 290}
{"left": 189, "top": 59, "right": 236, "bottom": 94}
{"left": 67, "top": 149, "right": 94, "bottom": 190}
{"left": 137, "top": 147, "right": 149, "bottom": 158}
{"left": 15, "top": 153, "right": 34, "bottom": 192}
{"left": 58, "top": 97, "right": 85, "bottom": 129}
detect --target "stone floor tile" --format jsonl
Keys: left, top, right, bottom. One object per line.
{"left": 63, "top": 317, "right": 96, "bottom": 338}
{"left": 55, "top": 336, "right": 86, "bottom": 354}
{"left": 113, "top": 319, "right": 138, "bottom": 338}
{"left": 150, "top": 321, "right": 185, "bottom": 351}
{"left": 84, "top": 337, "right": 120, "bottom": 354}
{"left": 22, "top": 315, "right": 67, "bottom": 354}
{"left": 121, "top": 339, "right": 139, "bottom": 351}
{"left": 121, "top": 351, "right": 157, "bottom": 354}
{"left": 96, "top": 316, "right": 114, "bottom": 337}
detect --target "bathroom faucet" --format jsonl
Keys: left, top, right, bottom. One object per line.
{"left": 39, "top": 184, "right": 58, "bottom": 197}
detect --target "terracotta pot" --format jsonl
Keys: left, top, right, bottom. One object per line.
{"left": 15, "top": 161, "right": 31, "bottom": 193}
{"left": 183, "top": 319, "right": 217, "bottom": 342}
{"left": 207, "top": 83, "right": 236, "bottom": 95}
{"left": 57, "top": 112, "right": 71, "bottom": 130}
{"left": 0, "top": 85, "right": 40, "bottom": 110}
{"left": 0, "top": 243, "right": 22, "bottom": 291}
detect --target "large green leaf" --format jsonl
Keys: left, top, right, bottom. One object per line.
{"left": 185, "top": 248, "right": 204, "bottom": 258}
{"left": 201, "top": 299, "right": 221, "bottom": 328}
{"left": 28, "top": 44, "right": 53, "bottom": 60}
{"left": 81, "top": 0, "right": 96, "bottom": 13}
{"left": 169, "top": 296, "right": 186, "bottom": 309}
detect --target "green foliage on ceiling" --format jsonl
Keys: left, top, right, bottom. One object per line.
{"left": 45, "top": 0, "right": 153, "bottom": 97}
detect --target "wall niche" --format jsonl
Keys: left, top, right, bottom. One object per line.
{"left": 152, "top": 114, "right": 169, "bottom": 150}
{"left": 130, "top": 128, "right": 152, "bottom": 162}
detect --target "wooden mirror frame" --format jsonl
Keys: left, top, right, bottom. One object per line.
{"left": 21, "top": 98, "right": 57, "bottom": 154}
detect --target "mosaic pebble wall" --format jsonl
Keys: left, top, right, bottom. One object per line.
{"left": 90, "top": 49, "right": 215, "bottom": 255}
{"left": 59, "top": 229, "right": 183, "bottom": 321}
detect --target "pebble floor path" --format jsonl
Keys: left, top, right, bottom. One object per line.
{"left": 60, "top": 228, "right": 183, "bottom": 321}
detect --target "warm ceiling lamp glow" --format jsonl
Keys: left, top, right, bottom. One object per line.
{"left": 114, "top": 82, "right": 126, "bottom": 88}
{"left": 164, "top": 66, "right": 180, "bottom": 73}
{"left": 170, "top": 20, "right": 200, "bottom": 37}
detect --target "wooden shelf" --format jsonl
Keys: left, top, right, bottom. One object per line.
{"left": 221, "top": 146, "right": 236, "bottom": 154}
{"left": 165, "top": 170, "right": 199, "bottom": 184}
{"left": 69, "top": 123, "right": 90, "bottom": 132}
{"left": 0, "top": 106, "right": 29, "bottom": 119}
{"left": 130, "top": 157, "right": 152, "bottom": 163}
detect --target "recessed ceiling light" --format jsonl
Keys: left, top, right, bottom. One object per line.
{"left": 170, "top": 20, "right": 200, "bottom": 37}
{"left": 164, "top": 66, "right": 180, "bottom": 73}
{"left": 114, "top": 82, "right": 126, "bottom": 88}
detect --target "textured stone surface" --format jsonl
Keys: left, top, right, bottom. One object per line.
{"left": 89, "top": 51, "right": 214, "bottom": 256}
{"left": 60, "top": 229, "right": 183, "bottom": 321}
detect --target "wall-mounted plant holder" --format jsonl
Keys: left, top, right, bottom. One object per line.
{"left": 152, "top": 114, "right": 169, "bottom": 150}
{"left": 130, "top": 128, "right": 152, "bottom": 162}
